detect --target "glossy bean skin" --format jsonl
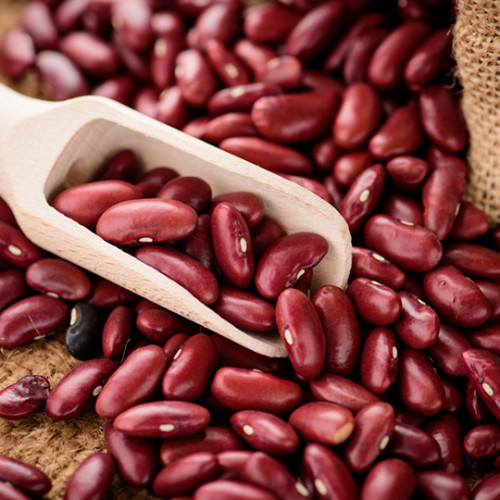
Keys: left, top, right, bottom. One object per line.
{"left": 211, "top": 202, "right": 254, "bottom": 289}
{"left": 312, "top": 285, "right": 361, "bottom": 376}
{"left": 0, "top": 481, "right": 29, "bottom": 499}
{"left": 153, "top": 452, "right": 221, "bottom": 498}
{"left": 155, "top": 86, "right": 190, "bottom": 128}
{"left": 465, "top": 381, "right": 493, "bottom": 426}
{"left": 474, "top": 282, "right": 500, "bottom": 321}
{"left": 254, "top": 232, "right": 327, "bottom": 299}
{"left": 423, "top": 265, "right": 491, "bottom": 329}
{"left": 193, "top": 479, "right": 279, "bottom": 500}
{"left": 95, "top": 344, "right": 167, "bottom": 419}
{"left": 156, "top": 176, "right": 213, "bottom": 213}
{"left": 360, "top": 458, "right": 416, "bottom": 500}
{"left": 203, "top": 113, "right": 258, "bottom": 145}
{"left": 275, "top": 288, "right": 325, "bottom": 380}
{"left": 414, "top": 470, "right": 471, "bottom": 500}
{"left": 363, "top": 214, "right": 443, "bottom": 272}
{"left": 230, "top": 410, "right": 299, "bottom": 455}
{"left": 63, "top": 452, "right": 115, "bottom": 500}
{"left": 205, "top": 38, "right": 250, "bottom": 87}
{"left": 102, "top": 305, "right": 134, "bottom": 360}
{"left": 473, "top": 473, "right": 500, "bottom": 500}
{"left": 162, "top": 333, "right": 218, "bottom": 401}
{"left": 211, "top": 192, "right": 265, "bottom": 230}
{"left": 0, "top": 28, "right": 36, "bottom": 80}
{"left": 0, "top": 220, "right": 43, "bottom": 268}
{"left": 98, "top": 149, "right": 139, "bottom": 183}
{"left": 380, "top": 193, "right": 424, "bottom": 226}
{"left": 211, "top": 367, "right": 303, "bottom": 414}
{"left": 386, "top": 155, "right": 429, "bottom": 190}
{"left": 136, "top": 307, "right": 196, "bottom": 344}
{"left": 442, "top": 242, "right": 500, "bottom": 279}
{"left": 21, "top": 1, "right": 57, "bottom": 50}
{"left": 360, "top": 327, "right": 399, "bottom": 394}
{"left": 0, "top": 295, "right": 69, "bottom": 349}
{"left": 278, "top": 174, "right": 333, "bottom": 205}
{"left": 333, "top": 150, "right": 374, "bottom": 187}
{"left": 441, "top": 377, "right": 463, "bottom": 414}
{"left": 0, "top": 454, "right": 51, "bottom": 498}
{"left": 111, "top": 0, "right": 153, "bottom": 51}
{"left": 463, "top": 423, "right": 500, "bottom": 460}
{"left": 0, "top": 375, "right": 50, "bottom": 420}
{"left": 250, "top": 217, "right": 285, "bottom": 260}
{"left": 253, "top": 54, "right": 302, "bottom": 89}
{"left": 469, "top": 323, "right": 500, "bottom": 357}
{"left": 87, "top": 277, "right": 138, "bottom": 308}
{"left": 347, "top": 277, "right": 402, "bottom": 326}
{"left": 0, "top": 270, "right": 27, "bottom": 313}
{"left": 136, "top": 245, "right": 219, "bottom": 305}
{"left": 288, "top": 401, "right": 354, "bottom": 446}
{"left": 449, "top": 202, "right": 490, "bottom": 241}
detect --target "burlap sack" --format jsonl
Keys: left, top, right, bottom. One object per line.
{"left": 454, "top": 0, "right": 500, "bottom": 227}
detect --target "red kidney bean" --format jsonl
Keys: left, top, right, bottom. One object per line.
{"left": 333, "top": 82, "right": 382, "bottom": 150}
{"left": 419, "top": 85, "right": 468, "bottom": 153}
{"left": 162, "top": 333, "right": 217, "bottom": 401}
{"left": 54, "top": 0, "right": 92, "bottom": 32}
{"left": 333, "top": 150, "right": 374, "bottom": 187}
{"left": 0, "top": 375, "right": 50, "bottom": 420}
{"left": 104, "top": 422, "right": 158, "bottom": 488}
{"left": 21, "top": 1, "right": 58, "bottom": 50}
{"left": 250, "top": 216, "right": 285, "bottom": 261}
{"left": 0, "top": 28, "right": 36, "bottom": 80}
{"left": 310, "top": 373, "right": 380, "bottom": 413}
{"left": 360, "top": 326, "right": 398, "bottom": 394}
{"left": 156, "top": 175, "right": 212, "bottom": 213}
{"left": 425, "top": 144, "right": 468, "bottom": 175}
{"left": 132, "top": 86, "right": 159, "bottom": 118}
{"left": 347, "top": 277, "right": 402, "bottom": 326}
{"left": 386, "top": 155, "right": 429, "bottom": 190}
{"left": 220, "top": 136, "right": 313, "bottom": 176}
{"left": 473, "top": 473, "right": 500, "bottom": 500}
{"left": 415, "top": 470, "right": 471, "bottom": 500}
{"left": 232, "top": 38, "right": 277, "bottom": 75}
{"left": 95, "top": 344, "right": 167, "bottom": 419}
{"left": 0, "top": 270, "right": 28, "bottom": 312}
{"left": 111, "top": 0, "right": 153, "bottom": 51}
{"left": 217, "top": 449, "right": 252, "bottom": 478}
{"left": 380, "top": 193, "right": 424, "bottom": 225}
{"left": 252, "top": 90, "right": 339, "bottom": 144}
{"left": 469, "top": 323, "right": 500, "bottom": 356}
{"left": 183, "top": 116, "right": 211, "bottom": 139}
{"left": 339, "top": 164, "right": 386, "bottom": 233}
{"left": 465, "top": 381, "right": 493, "bottom": 426}
{"left": 211, "top": 192, "right": 265, "bottom": 229}
{"left": 153, "top": 452, "right": 221, "bottom": 498}
{"left": 87, "top": 277, "right": 138, "bottom": 308}
{"left": 92, "top": 74, "right": 135, "bottom": 105}
{"left": 230, "top": 410, "right": 299, "bottom": 455}
{"left": 367, "top": 21, "right": 431, "bottom": 90}
{"left": 443, "top": 242, "right": 500, "bottom": 279}
{"left": 385, "top": 423, "right": 440, "bottom": 468}
{"left": 205, "top": 38, "right": 249, "bottom": 87}
{"left": 155, "top": 85, "right": 191, "bottom": 128}
{"left": 0, "top": 481, "right": 29, "bottom": 499}
{"left": 211, "top": 202, "right": 254, "bottom": 289}
{"left": 423, "top": 265, "right": 491, "bottom": 328}
{"left": 285, "top": 0, "right": 345, "bottom": 62}
{"left": 0, "top": 295, "right": 69, "bottom": 349}
{"left": 150, "top": 34, "right": 183, "bottom": 91}
{"left": 52, "top": 179, "right": 142, "bottom": 229}
{"left": 275, "top": 288, "right": 325, "bottom": 380}
{"left": 441, "top": 377, "right": 463, "bottom": 414}
{"left": 363, "top": 214, "right": 443, "bottom": 272}
{"left": 136, "top": 245, "right": 219, "bottom": 305}
{"left": 256, "top": 55, "right": 304, "bottom": 91}
{"left": 0, "top": 220, "right": 43, "bottom": 269}
{"left": 310, "top": 137, "right": 341, "bottom": 173}
{"left": 99, "top": 149, "right": 142, "bottom": 182}
{"left": 302, "top": 443, "right": 359, "bottom": 500}
{"left": 255, "top": 232, "right": 327, "bottom": 299}
{"left": 0, "top": 454, "right": 51, "bottom": 498}
{"left": 361, "top": 458, "right": 416, "bottom": 500}
{"left": 63, "top": 452, "right": 115, "bottom": 500}
{"left": 203, "top": 113, "right": 258, "bottom": 145}
{"left": 289, "top": 401, "right": 354, "bottom": 446}
{"left": 463, "top": 423, "right": 500, "bottom": 459}
{"left": 211, "top": 367, "right": 303, "bottom": 414}
{"left": 102, "top": 305, "right": 134, "bottom": 359}
{"left": 425, "top": 414, "right": 464, "bottom": 474}
{"left": 277, "top": 173, "right": 333, "bottom": 205}
{"left": 193, "top": 479, "right": 279, "bottom": 500}
{"left": 398, "top": 348, "right": 444, "bottom": 416}
{"left": 449, "top": 202, "right": 490, "bottom": 241}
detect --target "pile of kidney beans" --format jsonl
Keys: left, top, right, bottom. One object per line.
{"left": 2, "top": 0, "right": 500, "bottom": 498}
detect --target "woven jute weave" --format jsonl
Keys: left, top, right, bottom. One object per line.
{"left": 454, "top": 0, "right": 500, "bottom": 226}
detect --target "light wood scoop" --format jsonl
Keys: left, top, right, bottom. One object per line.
{"left": 0, "top": 83, "right": 352, "bottom": 358}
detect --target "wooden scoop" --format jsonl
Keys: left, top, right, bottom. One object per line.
{"left": 0, "top": 83, "right": 351, "bottom": 358}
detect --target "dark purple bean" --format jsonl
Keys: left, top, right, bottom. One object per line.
{"left": 156, "top": 176, "right": 212, "bottom": 213}
{"left": 473, "top": 472, "right": 500, "bottom": 500}
{"left": 415, "top": 470, "right": 471, "bottom": 500}
{"left": 463, "top": 423, "right": 500, "bottom": 460}
{"left": 102, "top": 305, "right": 134, "bottom": 360}
{"left": 442, "top": 242, "right": 500, "bottom": 279}
{"left": 0, "top": 454, "right": 51, "bottom": 497}
{"left": 0, "top": 375, "right": 50, "bottom": 420}
{"left": 0, "top": 270, "right": 28, "bottom": 312}
{"left": 0, "top": 220, "right": 43, "bottom": 268}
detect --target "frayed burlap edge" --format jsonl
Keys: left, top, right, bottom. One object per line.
{"left": 453, "top": 0, "right": 500, "bottom": 227}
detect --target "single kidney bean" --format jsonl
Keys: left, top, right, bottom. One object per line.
{"left": 254, "top": 232, "right": 327, "bottom": 299}
{"left": 252, "top": 90, "right": 339, "bottom": 144}
{"left": 339, "top": 164, "right": 386, "bottom": 233}
{"left": 162, "top": 333, "right": 218, "bottom": 401}
{"left": 347, "top": 277, "right": 402, "bottom": 326}
{"left": 217, "top": 449, "right": 253, "bottom": 478}
{"left": 156, "top": 176, "right": 212, "bottom": 213}
{"left": 0, "top": 483, "right": 29, "bottom": 500}
{"left": 111, "top": 32, "right": 149, "bottom": 80}
{"left": 360, "top": 326, "right": 399, "bottom": 394}
{"left": 415, "top": 470, "right": 471, "bottom": 500}
{"left": 231, "top": 37, "right": 277, "bottom": 73}
{"left": 442, "top": 242, "right": 500, "bottom": 279}
{"left": 333, "top": 82, "right": 382, "bottom": 150}
{"left": 449, "top": 202, "right": 490, "bottom": 241}
{"left": 463, "top": 423, "right": 500, "bottom": 459}
{"left": 111, "top": 0, "right": 153, "bottom": 51}
{"left": 211, "top": 192, "right": 265, "bottom": 229}
{"left": 310, "top": 373, "right": 380, "bottom": 413}
{"left": 285, "top": 0, "right": 345, "bottom": 62}
{"left": 21, "top": 1, "right": 58, "bottom": 50}
{"left": 155, "top": 86, "right": 191, "bottom": 129}
{"left": 386, "top": 155, "right": 429, "bottom": 190}
{"left": 193, "top": 479, "right": 279, "bottom": 500}
{"left": 289, "top": 401, "right": 355, "bottom": 446}
{"left": 0, "top": 454, "right": 51, "bottom": 498}
{"left": 367, "top": 21, "right": 431, "bottom": 90}
{"left": 469, "top": 323, "right": 500, "bottom": 356}
{"left": 423, "top": 265, "right": 491, "bottom": 328}
{"left": 150, "top": 34, "right": 183, "bottom": 91}
{"left": 255, "top": 55, "right": 304, "bottom": 92}
{"left": 102, "top": 305, "right": 134, "bottom": 360}
{"left": 211, "top": 202, "right": 254, "bottom": 289}
{"left": 361, "top": 458, "right": 416, "bottom": 500}
{"left": 0, "top": 295, "right": 69, "bottom": 349}
{"left": 87, "top": 277, "right": 138, "bottom": 308}
{"left": 363, "top": 214, "right": 443, "bottom": 272}
{"left": 250, "top": 217, "right": 285, "bottom": 261}
{"left": 473, "top": 473, "right": 500, "bottom": 500}
{"left": 441, "top": 377, "right": 463, "bottom": 414}
{"left": 465, "top": 381, "right": 493, "bottom": 426}
{"left": 398, "top": 348, "right": 444, "bottom": 416}
{"left": 153, "top": 452, "right": 221, "bottom": 498}
{"left": 0, "top": 28, "right": 36, "bottom": 80}
{"left": 211, "top": 367, "right": 303, "bottom": 414}
{"left": 380, "top": 193, "right": 424, "bottom": 226}
{"left": 0, "top": 375, "right": 50, "bottom": 420}
{"left": 275, "top": 288, "right": 325, "bottom": 380}
{"left": 25, "top": 257, "right": 92, "bottom": 301}
{"left": 132, "top": 87, "right": 159, "bottom": 119}
{"left": 312, "top": 285, "right": 361, "bottom": 376}
{"left": 104, "top": 422, "right": 158, "bottom": 488}
{"left": 333, "top": 150, "right": 374, "bottom": 187}
{"left": 0, "top": 220, "right": 43, "bottom": 269}
{"left": 230, "top": 410, "right": 299, "bottom": 455}
{"left": 425, "top": 144, "right": 468, "bottom": 175}
{"left": 46, "top": 358, "right": 116, "bottom": 420}
{"left": 302, "top": 443, "right": 359, "bottom": 500}
{"left": 203, "top": 113, "right": 258, "bottom": 145}
{"left": 220, "top": 137, "right": 313, "bottom": 176}
{"left": 63, "top": 452, "right": 115, "bottom": 500}
{"left": 97, "top": 151, "right": 138, "bottom": 182}
{"left": 419, "top": 85, "right": 468, "bottom": 153}
{"left": 385, "top": 423, "right": 441, "bottom": 468}
{"left": 205, "top": 38, "right": 250, "bottom": 87}
{"left": 65, "top": 302, "right": 105, "bottom": 360}
{"left": 95, "top": 344, "right": 167, "bottom": 419}
{"left": 0, "top": 270, "right": 28, "bottom": 312}
{"left": 51, "top": 179, "right": 142, "bottom": 229}
{"left": 136, "top": 245, "right": 219, "bottom": 305}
